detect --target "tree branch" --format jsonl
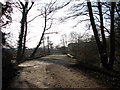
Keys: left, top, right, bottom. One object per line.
{"left": 12, "top": 2, "right": 22, "bottom": 12}
{"left": 27, "top": 14, "right": 43, "bottom": 23}
{"left": 18, "top": 0, "right": 24, "bottom": 8}
{"left": 27, "top": 2, "right": 34, "bottom": 13}
{"left": 115, "top": 6, "right": 120, "bottom": 17}
{"left": 72, "top": 19, "right": 90, "bottom": 28}
{"left": 46, "top": 19, "right": 53, "bottom": 30}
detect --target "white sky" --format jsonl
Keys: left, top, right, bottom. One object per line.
{"left": 1, "top": 0, "right": 93, "bottom": 48}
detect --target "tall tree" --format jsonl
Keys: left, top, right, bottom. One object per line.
{"left": 87, "top": 1, "right": 108, "bottom": 68}
{"left": 30, "top": 0, "right": 71, "bottom": 58}
{"left": 30, "top": 7, "right": 47, "bottom": 58}
{"left": 109, "top": 2, "right": 116, "bottom": 69}
{"left": 98, "top": 1, "right": 108, "bottom": 61}
{"left": 16, "top": 1, "right": 34, "bottom": 62}
{"left": 64, "top": 0, "right": 116, "bottom": 69}
{"left": 114, "top": 2, "right": 120, "bottom": 61}
{"left": 87, "top": 1, "right": 116, "bottom": 69}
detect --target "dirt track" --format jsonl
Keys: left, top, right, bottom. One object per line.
{"left": 11, "top": 55, "right": 107, "bottom": 88}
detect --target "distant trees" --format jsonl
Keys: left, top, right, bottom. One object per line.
{"left": 69, "top": 31, "right": 78, "bottom": 43}
{"left": 60, "top": 34, "right": 68, "bottom": 54}
{"left": 67, "top": 32, "right": 99, "bottom": 65}
{"left": 61, "top": 34, "right": 68, "bottom": 47}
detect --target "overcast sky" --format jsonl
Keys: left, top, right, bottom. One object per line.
{"left": 1, "top": 0, "right": 93, "bottom": 48}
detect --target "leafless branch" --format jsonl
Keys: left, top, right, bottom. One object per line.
{"left": 72, "top": 4, "right": 87, "bottom": 13}
{"left": 18, "top": 0, "right": 24, "bottom": 8}
{"left": 72, "top": 19, "right": 90, "bottom": 28}
{"left": 93, "top": 15, "right": 100, "bottom": 22}
{"left": 102, "top": 9, "right": 110, "bottom": 15}
{"left": 0, "top": 21, "right": 9, "bottom": 27}
{"left": 26, "top": 35, "right": 39, "bottom": 42}
{"left": 12, "top": 2, "right": 22, "bottom": 12}
{"left": 96, "top": 24, "right": 110, "bottom": 34}
{"left": 63, "top": 12, "right": 89, "bottom": 22}
{"left": 103, "top": 26, "right": 110, "bottom": 34}
{"left": 53, "top": 0, "right": 71, "bottom": 11}
{"left": 47, "top": 0, "right": 57, "bottom": 12}
{"left": 115, "top": 6, "right": 120, "bottom": 17}
{"left": 27, "top": 2, "right": 34, "bottom": 13}
{"left": 46, "top": 19, "right": 53, "bottom": 30}
{"left": 27, "top": 14, "right": 43, "bottom": 23}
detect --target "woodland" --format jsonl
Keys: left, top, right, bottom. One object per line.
{"left": 1, "top": 0, "right": 120, "bottom": 89}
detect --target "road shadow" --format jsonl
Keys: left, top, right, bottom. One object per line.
{"left": 70, "top": 63, "right": 120, "bottom": 88}
{"left": 35, "top": 57, "right": 73, "bottom": 66}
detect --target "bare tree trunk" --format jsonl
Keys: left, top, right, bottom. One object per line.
{"left": 16, "top": 4, "right": 27, "bottom": 62}
{"left": 47, "top": 36, "right": 50, "bottom": 55}
{"left": 22, "top": 15, "right": 27, "bottom": 59}
{"left": 16, "top": 2, "right": 34, "bottom": 62}
{"left": 98, "top": 2, "right": 108, "bottom": 55}
{"left": 98, "top": 1, "right": 108, "bottom": 66}
{"left": 30, "top": 9, "right": 47, "bottom": 58}
{"left": 109, "top": 2, "right": 116, "bottom": 69}
{"left": 43, "top": 37, "right": 45, "bottom": 53}
{"left": 30, "top": 27, "right": 46, "bottom": 58}
{"left": 87, "top": 1, "right": 108, "bottom": 68}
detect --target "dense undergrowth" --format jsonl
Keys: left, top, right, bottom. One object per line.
{"left": 67, "top": 54, "right": 120, "bottom": 88}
